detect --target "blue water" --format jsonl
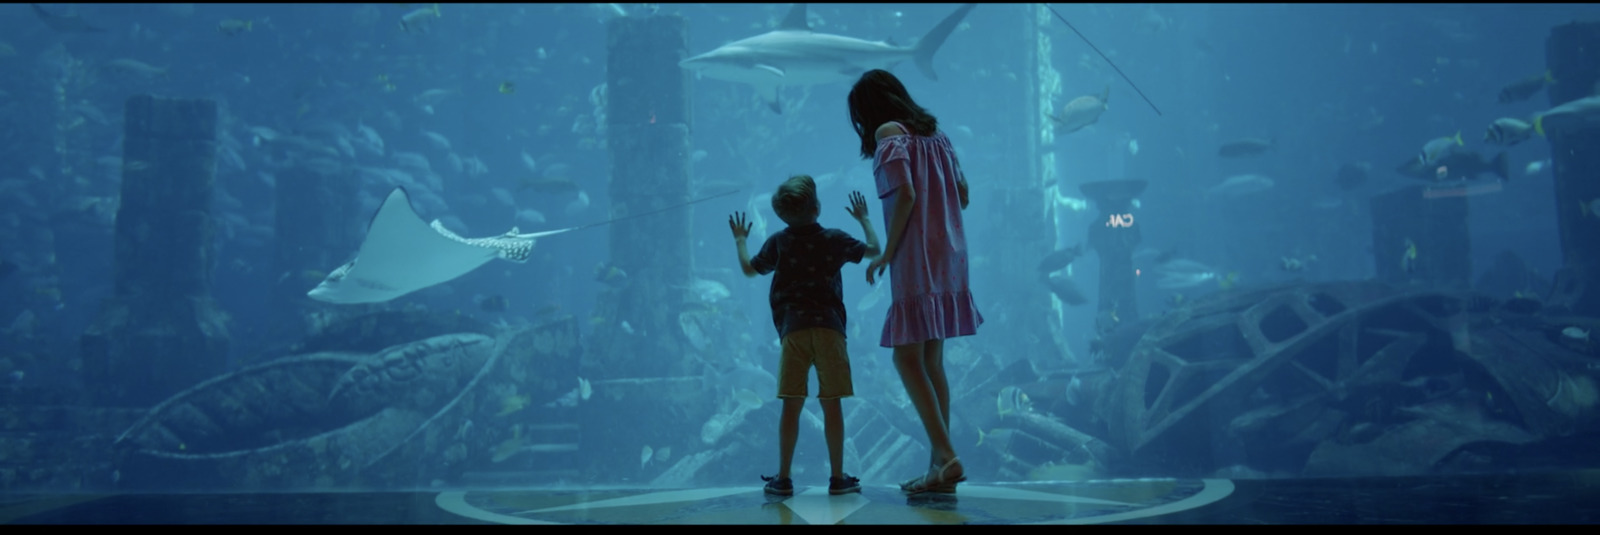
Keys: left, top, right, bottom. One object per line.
{"left": 0, "top": 3, "right": 1595, "bottom": 505}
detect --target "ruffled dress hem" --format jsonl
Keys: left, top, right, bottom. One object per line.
{"left": 879, "top": 290, "right": 984, "bottom": 347}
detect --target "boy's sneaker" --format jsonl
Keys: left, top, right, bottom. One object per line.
{"left": 829, "top": 474, "right": 861, "bottom": 495}
{"left": 762, "top": 475, "right": 793, "bottom": 496}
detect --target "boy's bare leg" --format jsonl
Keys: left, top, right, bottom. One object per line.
{"left": 820, "top": 398, "right": 845, "bottom": 479}
{"left": 778, "top": 398, "right": 804, "bottom": 479}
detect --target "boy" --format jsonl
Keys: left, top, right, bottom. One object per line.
{"left": 728, "top": 175, "right": 880, "bottom": 496}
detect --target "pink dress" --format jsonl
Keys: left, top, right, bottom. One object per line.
{"left": 873, "top": 122, "right": 984, "bottom": 348}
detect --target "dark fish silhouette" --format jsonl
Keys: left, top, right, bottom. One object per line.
{"left": 1218, "top": 138, "right": 1274, "bottom": 158}
{"left": 31, "top": 4, "right": 106, "bottom": 33}
{"left": 1498, "top": 71, "right": 1554, "bottom": 104}
{"left": 1044, "top": 273, "right": 1089, "bottom": 306}
{"left": 1038, "top": 244, "right": 1084, "bottom": 274}
{"left": 1335, "top": 162, "right": 1371, "bottom": 191}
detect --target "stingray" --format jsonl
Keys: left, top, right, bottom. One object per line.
{"left": 308, "top": 186, "right": 736, "bottom": 304}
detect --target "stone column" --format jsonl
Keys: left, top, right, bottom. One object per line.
{"left": 974, "top": 4, "right": 1070, "bottom": 371}
{"left": 1082, "top": 180, "right": 1146, "bottom": 329}
{"left": 586, "top": 14, "right": 694, "bottom": 379}
{"left": 1369, "top": 185, "right": 1471, "bottom": 289}
{"left": 82, "top": 96, "right": 230, "bottom": 407}
{"left": 580, "top": 15, "right": 699, "bottom": 483}
{"left": 269, "top": 164, "right": 359, "bottom": 342}
{"left": 1544, "top": 21, "right": 1600, "bottom": 315}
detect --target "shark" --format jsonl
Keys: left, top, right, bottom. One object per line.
{"left": 308, "top": 186, "right": 738, "bottom": 304}
{"left": 679, "top": 3, "right": 977, "bottom": 114}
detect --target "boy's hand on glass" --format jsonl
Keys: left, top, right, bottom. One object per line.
{"left": 729, "top": 211, "right": 752, "bottom": 241}
{"left": 846, "top": 191, "right": 870, "bottom": 221}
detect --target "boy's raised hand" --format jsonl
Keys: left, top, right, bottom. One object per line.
{"left": 728, "top": 211, "right": 752, "bottom": 240}
{"left": 846, "top": 191, "right": 869, "bottom": 220}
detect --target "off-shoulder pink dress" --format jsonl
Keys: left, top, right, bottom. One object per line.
{"left": 872, "top": 122, "right": 984, "bottom": 348}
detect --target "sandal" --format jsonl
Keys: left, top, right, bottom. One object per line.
{"left": 903, "top": 457, "right": 966, "bottom": 495}
{"left": 900, "top": 464, "right": 958, "bottom": 493}
{"left": 899, "top": 458, "right": 930, "bottom": 490}
{"left": 900, "top": 459, "right": 931, "bottom": 489}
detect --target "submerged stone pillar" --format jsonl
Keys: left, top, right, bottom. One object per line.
{"left": 589, "top": 15, "right": 693, "bottom": 380}
{"left": 1082, "top": 180, "right": 1145, "bottom": 330}
{"left": 581, "top": 12, "right": 696, "bottom": 483}
{"left": 975, "top": 4, "right": 1070, "bottom": 371}
{"left": 269, "top": 163, "right": 359, "bottom": 342}
{"left": 1544, "top": 21, "right": 1600, "bottom": 315}
{"left": 82, "top": 95, "right": 229, "bottom": 407}
{"left": 1369, "top": 185, "right": 1471, "bottom": 289}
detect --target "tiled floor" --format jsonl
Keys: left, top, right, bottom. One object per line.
{"left": 4, "top": 471, "right": 1599, "bottom": 524}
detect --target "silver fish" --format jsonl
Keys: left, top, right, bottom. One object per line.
{"left": 1049, "top": 86, "right": 1110, "bottom": 134}
{"left": 1483, "top": 117, "right": 1533, "bottom": 146}
{"left": 1205, "top": 174, "right": 1274, "bottom": 198}
{"left": 1534, "top": 95, "right": 1600, "bottom": 136}
{"left": 399, "top": 4, "right": 441, "bottom": 33}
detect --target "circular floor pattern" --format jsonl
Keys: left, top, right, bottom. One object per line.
{"left": 436, "top": 478, "right": 1234, "bottom": 525}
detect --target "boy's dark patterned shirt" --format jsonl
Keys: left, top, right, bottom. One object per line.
{"left": 750, "top": 222, "right": 868, "bottom": 339}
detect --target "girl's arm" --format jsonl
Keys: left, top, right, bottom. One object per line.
{"left": 880, "top": 187, "right": 915, "bottom": 262}
{"left": 952, "top": 148, "right": 969, "bottom": 210}
{"left": 872, "top": 122, "right": 918, "bottom": 260}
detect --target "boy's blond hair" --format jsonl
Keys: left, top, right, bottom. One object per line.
{"left": 771, "top": 175, "right": 819, "bottom": 226}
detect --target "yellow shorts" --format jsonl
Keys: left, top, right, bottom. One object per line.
{"left": 777, "top": 328, "right": 854, "bottom": 400}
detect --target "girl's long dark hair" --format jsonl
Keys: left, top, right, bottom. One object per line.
{"left": 847, "top": 69, "right": 939, "bottom": 160}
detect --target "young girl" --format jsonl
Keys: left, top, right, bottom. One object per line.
{"left": 848, "top": 69, "right": 981, "bottom": 495}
